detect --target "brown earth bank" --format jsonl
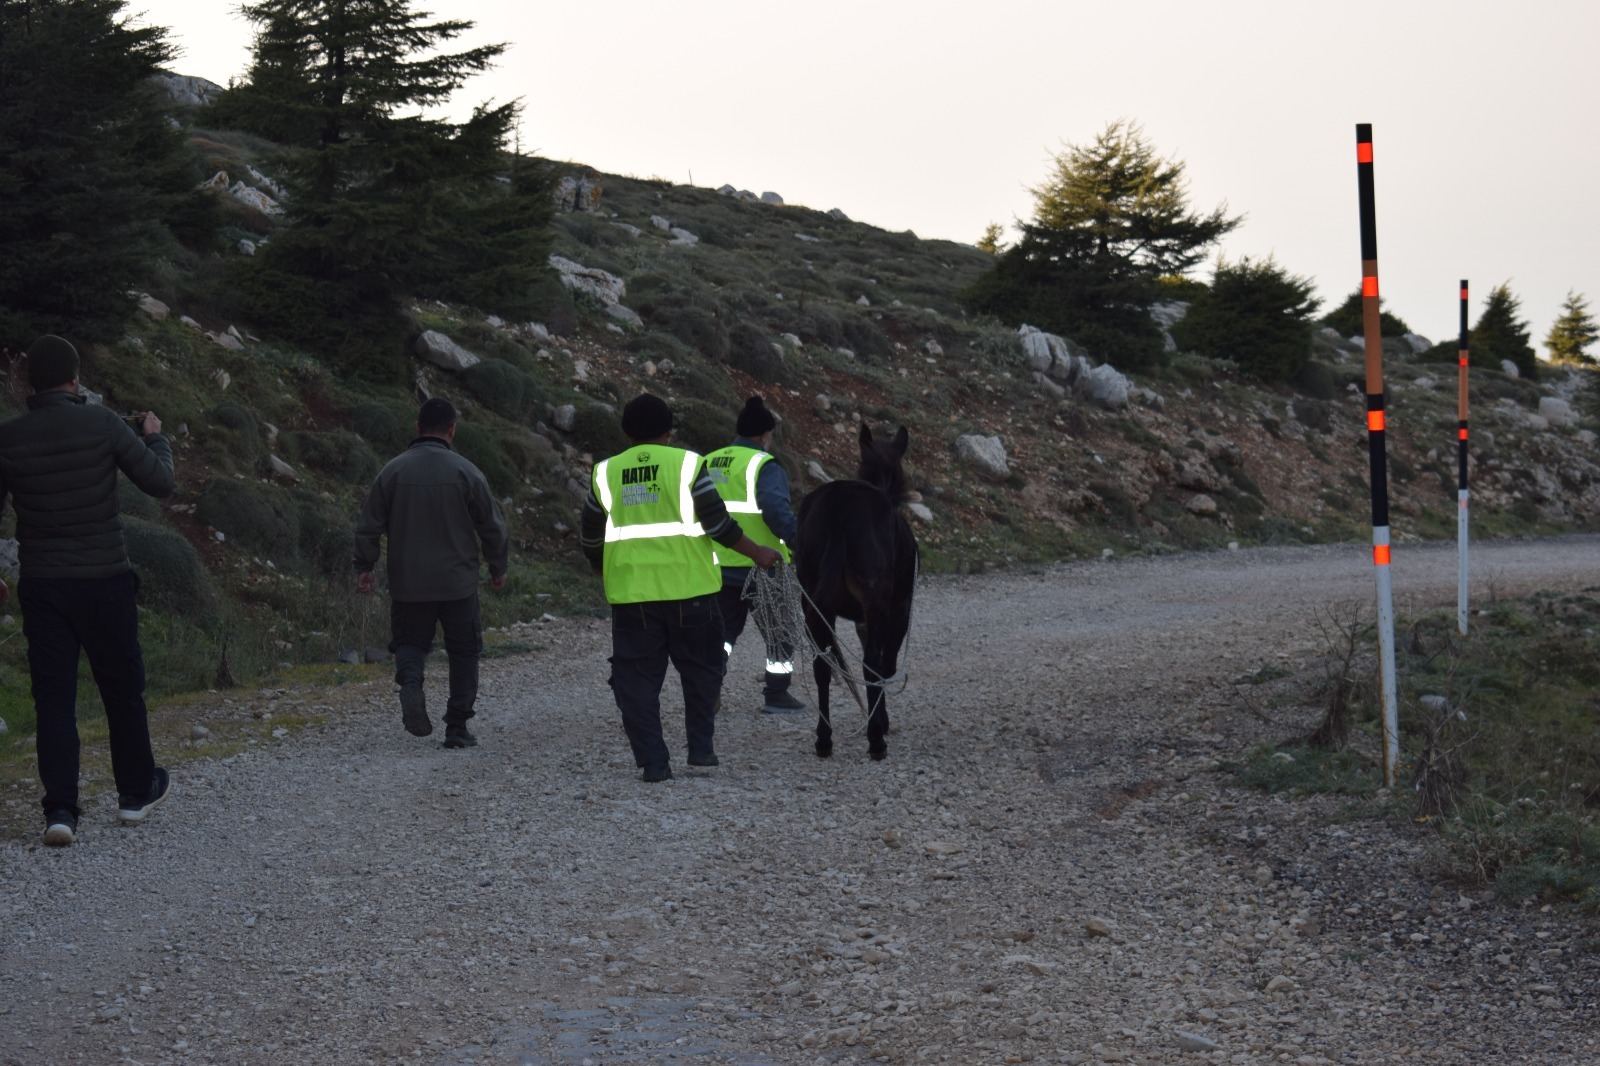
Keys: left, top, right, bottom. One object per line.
{"left": 3, "top": 537, "right": 1598, "bottom": 1065}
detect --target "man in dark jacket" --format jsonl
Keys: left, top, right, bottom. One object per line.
{"left": 355, "top": 398, "right": 509, "bottom": 748}
{"left": 0, "top": 335, "right": 176, "bottom": 846}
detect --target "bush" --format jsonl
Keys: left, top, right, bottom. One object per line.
{"left": 840, "top": 314, "right": 893, "bottom": 360}
{"left": 656, "top": 305, "right": 729, "bottom": 361}
{"left": 282, "top": 428, "right": 382, "bottom": 484}
{"left": 525, "top": 273, "right": 577, "bottom": 335}
{"left": 209, "top": 403, "right": 264, "bottom": 464}
{"left": 452, "top": 422, "right": 519, "bottom": 496}
{"left": 1173, "top": 257, "right": 1320, "bottom": 383}
{"left": 672, "top": 398, "right": 735, "bottom": 454}
{"left": 125, "top": 517, "right": 215, "bottom": 615}
{"left": 569, "top": 403, "right": 628, "bottom": 458}
{"left": 462, "top": 358, "right": 547, "bottom": 422}
{"left": 350, "top": 399, "right": 415, "bottom": 453}
{"left": 797, "top": 309, "right": 843, "bottom": 348}
{"left": 294, "top": 493, "right": 355, "bottom": 576}
{"left": 1291, "top": 360, "right": 1340, "bottom": 400}
{"left": 1320, "top": 290, "right": 1411, "bottom": 338}
{"left": 727, "top": 321, "right": 785, "bottom": 382}
{"left": 195, "top": 479, "right": 300, "bottom": 564}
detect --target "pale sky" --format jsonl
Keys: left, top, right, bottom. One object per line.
{"left": 136, "top": 0, "right": 1597, "bottom": 351}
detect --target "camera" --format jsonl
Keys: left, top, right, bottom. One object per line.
{"left": 121, "top": 413, "right": 146, "bottom": 437}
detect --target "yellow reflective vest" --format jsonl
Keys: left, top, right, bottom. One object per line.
{"left": 704, "top": 445, "right": 792, "bottom": 568}
{"left": 592, "top": 445, "right": 720, "bottom": 603}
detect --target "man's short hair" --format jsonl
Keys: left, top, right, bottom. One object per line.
{"left": 26, "top": 335, "right": 79, "bottom": 390}
{"left": 418, "top": 397, "right": 457, "bottom": 433}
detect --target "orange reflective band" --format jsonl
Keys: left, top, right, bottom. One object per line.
{"left": 1367, "top": 410, "right": 1386, "bottom": 432}
{"left": 1459, "top": 355, "right": 1468, "bottom": 366}
{"left": 1362, "top": 276, "right": 1379, "bottom": 298}
{"left": 1459, "top": 428, "right": 1468, "bottom": 440}
{"left": 1460, "top": 288, "right": 1468, "bottom": 300}
{"left": 1357, "top": 142, "right": 1373, "bottom": 163}
{"left": 1373, "top": 544, "right": 1391, "bottom": 566}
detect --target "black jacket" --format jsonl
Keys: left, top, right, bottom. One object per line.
{"left": 0, "top": 390, "right": 176, "bottom": 579}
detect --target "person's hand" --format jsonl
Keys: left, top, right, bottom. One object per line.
{"left": 751, "top": 545, "right": 781, "bottom": 570}
{"left": 140, "top": 411, "right": 162, "bottom": 437}
{"left": 490, "top": 572, "right": 507, "bottom": 590}
{"left": 356, "top": 571, "right": 376, "bottom": 596}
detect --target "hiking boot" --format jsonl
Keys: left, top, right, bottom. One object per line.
{"left": 399, "top": 684, "right": 432, "bottom": 737}
{"left": 43, "top": 810, "right": 77, "bottom": 847}
{"left": 687, "top": 751, "right": 719, "bottom": 768}
{"left": 118, "top": 768, "right": 171, "bottom": 823}
{"left": 640, "top": 765, "right": 673, "bottom": 783}
{"left": 442, "top": 724, "right": 478, "bottom": 749}
{"left": 762, "top": 690, "right": 808, "bottom": 714}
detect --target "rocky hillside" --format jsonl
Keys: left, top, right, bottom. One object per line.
{"left": 4, "top": 92, "right": 1598, "bottom": 696}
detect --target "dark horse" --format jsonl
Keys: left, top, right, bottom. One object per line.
{"left": 795, "top": 424, "right": 918, "bottom": 760}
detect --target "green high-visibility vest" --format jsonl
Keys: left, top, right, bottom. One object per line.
{"left": 593, "top": 445, "right": 719, "bottom": 604}
{"left": 704, "top": 445, "right": 792, "bottom": 568}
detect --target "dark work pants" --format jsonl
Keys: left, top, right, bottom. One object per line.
{"left": 609, "top": 595, "right": 724, "bottom": 770}
{"left": 20, "top": 572, "right": 156, "bottom": 818}
{"left": 717, "top": 573, "right": 794, "bottom": 698}
{"left": 390, "top": 593, "right": 482, "bottom": 726}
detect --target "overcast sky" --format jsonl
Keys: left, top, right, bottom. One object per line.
{"left": 138, "top": 0, "right": 1597, "bottom": 350}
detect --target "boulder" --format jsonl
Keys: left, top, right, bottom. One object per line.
{"left": 228, "top": 181, "right": 283, "bottom": 216}
{"left": 612, "top": 222, "right": 642, "bottom": 238}
{"left": 605, "top": 303, "right": 643, "bottom": 328}
{"left": 1403, "top": 333, "right": 1433, "bottom": 354}
{"left": 552, "top": 173, "right": 602, "bottom": 212}
{"left": 1148, "top": 301, "right": 1190, "bottom": 330}
{"left": 1185, "top": 494, "right": 1218, "bottom": 516}
{"left": 553, "top": 405, "right": 577, "bottom": 432}
{"left": 1018, "top": 325, "right": 1087, "bottom": 383}
{"left": 856, "top": 295, "right": 871, "bottom": 307}
{"left": 760, "top": 191, "right": 784, "bottom": 204}
{"left": 0, "top": 536, "right": 18, "bottom": 574}
{"left": 779, "top": 333, "right": 802, "bottom": 348}
{"left": 413, "top": 330, "right": 481, "bottom": 371}
{"left": 827, "top": 208, "right": 850, "bottom": 222}
{"left": 650, "top": 214, "right": 672, "bottom": 231}
{"left": 905, "top": 502, "right": 933, "bottom": 523}
{"left": 267, "top": 455, "right": 299, "bottom": 482}
{"left": 668, "top": 227, "right": 699, "bottom": 246}
{"left": 548, "top": 255, "right": 626, "bottom": 306}
{"left": 211, "top": 332, "right": 243, "bottom": 351}
{"left": 137, "top": 295, "right": 170, "bottom": 320}
{"left": 955, "top": 434, "right": 1010, "bottom": 482}
{"left": 1501, "top": 359, "right": 1520, "bottom": 379}
{"left": 1176, "top": 458, "right": 1228, "bottom": 493}
{"left": 236, "top": 239, "right": 256, "bottom": 256}
{"left": 1076, "top": 363, "right": 1131, "bottom": 409}
{"left": 715, "top": 184, "right": 737, "bottom": 196}
{"left": 150, "top": 72, "right": 223, "bottom": 108}
{"left": 1539, "top": 397, "right": 1576, "bottom": 426}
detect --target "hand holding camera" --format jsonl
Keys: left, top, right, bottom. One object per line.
{"left": 121, "top": 411, "right": 161, "bottom": 438}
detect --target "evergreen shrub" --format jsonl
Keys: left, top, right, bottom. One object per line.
{"left": 462, "top": 358, "right": 546, "bottom": 422}
{"left": 125, "top": 516, "right": 215, "bottom": 615}
{"left": 196, "top": 479, "right": 300, "bottom": 564}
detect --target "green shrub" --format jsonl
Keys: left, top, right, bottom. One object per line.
{"left": 294, "top": 493, "right": 355, "bottom": 576}
{"left": 526, "top": 273, "right": 577, "bottom": 335}
{"left": 656, "top": 305, "right": 729, "bottom": 361}
{"left": 840, "top": 314, "right": 893, "bottom": 360}
{"left": 1173, "top": 256, "right": 1320, "bottom": 383}
{"left": 462, "top": 358, "right": 547, "bottom": 422}
{"left": 797, "top": 309, "right": 843, "bottom": 348}
{"left": 569, "top": 403, "right": 628, "bottom": 458}
{"left": 350, "top": 399, "right": 415, "bottom": 453}
{"left": 452, "top": 422, "right": 519, "bottom": 496}
{"left": 195, "top": 479, "right": 300, "bottom": 564}
{"left": 209, "top": 403, "right": 264, "bottom": 464}
{"left": 282, "top": 429, "right": 382, "bottom": 485}
{"left": 727, "top": 321, "right": 785, "bottom": 382}
{"left": 125, "top": 516, "right": 215, "bottom": 615}
{"left": 117, "top": 478, "right": 162, "bottom": 521}
{"left": 672, "top": 398, "right": 735, "bottom": 454}
{"left": 668, "top": 360, "right": 738, "bottom": 409}
{"left": 1291, "top": 360, "right": 1340, "bottom": 400}
{"left": 1320, "top": 290, "right": 1411, "bottom": 338}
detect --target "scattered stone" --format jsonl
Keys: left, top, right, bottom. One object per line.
{"left": 413, "top": 330, "right": 480, "bottom": 371}
{"left": 955, "top": 435, "right": 1010, "bottom": 483}
{"left": 1184, "top": 494, "right": 1218, "bottom": 516}
{"left": 1085, "top": 918, "right": 1115, "bottom": 938}
{"left": 137, "top": 295, "right": 169, "bottom": 320}
{"left": 1174, "top": 1030, "right": 1219, "bottom": 1052}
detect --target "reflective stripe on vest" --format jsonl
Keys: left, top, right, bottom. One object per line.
{"left": 593, "top": 446, "right": 719, "bottom": 603}
{"left": 705, "top": 445, "right": 792, "bottom": 568}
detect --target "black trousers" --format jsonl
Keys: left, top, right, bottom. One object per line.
{"left": 390, "top": 593, "right": 482, "bottom": 725}
{"left": 21, "top": 572, "right": 156, "bottom": 818}
{"left": 609, "top": 595, "right": 724, "bottom": 770}
{"left": 717, "top": 573, "right": 794, "bottom": 698}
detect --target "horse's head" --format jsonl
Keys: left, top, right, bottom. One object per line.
{"left": 857, "top": 423, "right": 910, "bottom": 502}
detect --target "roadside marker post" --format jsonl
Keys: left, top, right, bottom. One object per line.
{"left": 1355, "top": 124, "right": 1401, "bottom": 788}
{"left": 1457, "top": 281, "right": 1470, "bottom": 636}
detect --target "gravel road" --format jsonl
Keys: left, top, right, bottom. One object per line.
{"left": 4, "top": 538, "right": 1599, "bottom": 1065}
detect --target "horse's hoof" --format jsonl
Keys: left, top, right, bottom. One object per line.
{"left": 815, "top": 743, "right": 833, "bottom": 758}
{"left": 869, "top": 746, "right": 888, "bottom": 761}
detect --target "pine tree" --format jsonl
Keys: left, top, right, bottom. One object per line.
{"left": 1319, "top": 290, "right": 1411, "bottom": 339}
{"left": 964, "top": 120, "right": 1239, "bottom": 369}
{"left": 213, "top": 0, "right": 551, "bottom": 379}
{"left": 1545, "top": 291, "right": 1597, "bottom": 365}
{"left": 1474, "top": 282, "right": 1538, "bottom": 380}
{"left": 0, "top": 0, "right": 200, "bottom": 348}
{"left": 1172, "top": 256, "right": 1322, "bottom": 383}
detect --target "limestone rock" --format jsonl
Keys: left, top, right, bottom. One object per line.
{"left": 548, "top": 255, "right": 626, "bottom": 306}
{"left": 1077, "top": 363, "right": 1131, "bottom": 410}
{"left": 827, "top": 208, "right": 849, "bottom": 222}
{"left": 668, "top": 228, "right": 699, "bottom": 247}
{"left": 267, "top": 455, "right": 299, "bottom": 482}
{"left": 150, "top": 72, "right": 222, "bottom": 108}
{"left": 553, "top": 405, "right": 577, "bottom": 432}
{"left": 1539, "top": 397, "right": 1576, "bottom": 426}
{"left": 605, "top": 303, "right": 644, "bottom": 328}
{"left": 137, "top": 295, "right": 170, "bottom": 320}
{"left": 955, "top": 435, "right": 1010, "bottom": 483}
{"left": 413, "top": 330, "right": 481, "bottom": 371}
{"left": 1403, "top": 332, "right": 1433, "bottom": 354}
{"left": 552, "top": 173, "right": 602, "bottom": 212}
{"left": 1501, "top": 359, "right": 1520, "bottom": 379}
{"left": 1185, "top": 494, "right": 1218, "bottom": 516}
{"left": 906, "top": 502, "right": 933, "bottom": 524}
{"left": 760, "top": 191, "right": 784, "bottom": 204}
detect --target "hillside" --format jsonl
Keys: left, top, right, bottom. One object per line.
{"left": 3, "top": 109, "right": 1599, "bottom": 708}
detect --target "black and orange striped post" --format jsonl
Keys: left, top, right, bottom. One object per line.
{"left": 1457, "top": 280, "right": 1470, "bottom": 636}
{"left": 1355, "top": 123, "right": 1400, "bottom": 787}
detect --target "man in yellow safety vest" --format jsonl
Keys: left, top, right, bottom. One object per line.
{"left": 705, "top": 396, "right": 807, "bottom": 714}
{"left": 579, "top": 394, "right": 779, "bottom": 781}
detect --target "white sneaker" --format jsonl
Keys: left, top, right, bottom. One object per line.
{"left": 43, "top": 812, "right": 76, "bottom": 846}
{"left": 118, "top": 768, "right": 171, "bottom": 823}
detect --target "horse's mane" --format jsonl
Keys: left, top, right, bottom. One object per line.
{"left": 857, "top": 438, "right": 909, "bottom": 505}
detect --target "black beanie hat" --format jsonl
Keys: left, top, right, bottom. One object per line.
{"left": 735, "top": 395, "right": 777, "bottom": 437}
{"left": 417, "top": 397, "right": 457, "bottom": 432}
{"left": 621, "top": 393, "right": 673, "bottom": 440}
{"left": 26, "top": 335, "right": 79, "bottom": 390}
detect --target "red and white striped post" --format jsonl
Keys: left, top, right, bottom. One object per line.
{"left": 1457, "top": 281, "right": 1470, "bottom": 636}
{"left": 1355, "top": 124, "right": 1400, "bottom": 787}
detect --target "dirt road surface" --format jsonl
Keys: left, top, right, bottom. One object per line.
{"left": 4, "top": 538, "right": 1598, "bottom": 1065}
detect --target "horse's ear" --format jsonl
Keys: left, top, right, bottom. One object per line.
{"left": 892, "top": 426, "right": 909, "bottom": 458}
{"left": 858, "top": 423, "right": 873, "bottom": 451}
